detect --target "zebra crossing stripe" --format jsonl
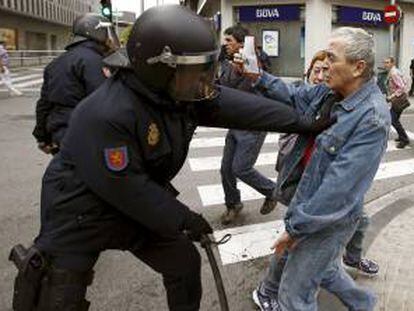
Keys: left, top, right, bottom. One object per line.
{"left": 13, "top": 78, "right": 44, "bottom": 88}
{"left": 197, "top": 158, "right": 414, "bottom": 206}
{"left": 189, "top": 152, "right": 279, "bottom": 172}
{"left": 189, "top": 141, "right": 409, "bottom": 172}
{"left": 190, "top": 134, "right": 280, "bottom": 149}
{"left": 11, "top": 74, "right": 43, "bottom": 83}
{"left": 213, "top": 220, "right": 285, "bottom": 265}
{"left": 195, "top": 127, "right": 227, "bottom": 133}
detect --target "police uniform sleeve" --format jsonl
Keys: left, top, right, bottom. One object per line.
{"left": 67, "top": 111, "right": 191, "bottom": 237}
{"left": 74, "top": 51, "right": 106, "bottom": 95}
{"left": 32, "top": 68, "right": 52, "bottom": 143}
{"left": 194, "top": 86, "right": 332, "bottom": 134}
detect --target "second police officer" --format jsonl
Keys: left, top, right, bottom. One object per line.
{"left": 32, "top": 13, "right": 120, "bottom": 154}
{"left": 10, "top": 5, "right": 334, "bottom": 311}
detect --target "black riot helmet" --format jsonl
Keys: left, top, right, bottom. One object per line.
{"left": 126, "top": 5, "right": 219, "bottom": 102}
{"left": 72, "top": 13, "right": 120, "bottom": 52}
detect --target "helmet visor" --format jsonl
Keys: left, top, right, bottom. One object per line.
{"left": 95, "top": 21, "right": 120, "bottom": 51}
{"left": 168, "top": 62, "right": 218, "bottom": 102}
{"left": 106, "top": 26, "right": 120, "bottom": 51}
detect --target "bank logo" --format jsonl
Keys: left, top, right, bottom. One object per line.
{"left": 362, "top": 11, "right": 382, "bottom": 22}
{"left": 256, "top": 8, "right": 279, "bottom": 19}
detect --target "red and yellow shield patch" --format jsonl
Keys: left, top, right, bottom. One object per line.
{"left": 104, "top": 146, "right": 129, "bottom": 172}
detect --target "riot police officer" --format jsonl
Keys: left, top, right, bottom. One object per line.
{"left": 32, "top": 13, "right": 120, "bottom": 154}
{"left": 10, "top": 5, "right": 333, "bottom": 311}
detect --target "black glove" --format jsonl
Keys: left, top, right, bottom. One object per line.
{"left": 297, "top": 114, "right": 337, "bottom": 134}
{"left": 297, "top": 93, "right": 341, "bottom": 134}
{"left": 183, "top": 212, "right": 213, "bottom": 242}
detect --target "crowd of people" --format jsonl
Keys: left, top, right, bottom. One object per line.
{"left": 7, "top": 4, "right": 413, "bottom": 311}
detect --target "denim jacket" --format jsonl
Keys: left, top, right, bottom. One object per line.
{"left": 255, "top": 72, "right": 391, "bottom": 237}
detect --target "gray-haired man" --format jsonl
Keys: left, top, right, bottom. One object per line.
{"left": 252, "top": 27, "right": 390, "bottom": 311}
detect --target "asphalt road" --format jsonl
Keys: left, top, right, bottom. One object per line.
{"left": 1, "top": 95, "right": 414, "bottom": 311}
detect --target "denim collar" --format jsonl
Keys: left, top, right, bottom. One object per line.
{"left": 337, "top": 79, "right": 376, "bottom": 112}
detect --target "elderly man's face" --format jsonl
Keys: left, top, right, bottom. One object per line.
{"left": 325, "top": 39, "right": 355, "bottom": 94}
{"left": 325, "top": 38, "right": 367, "bottom": 96}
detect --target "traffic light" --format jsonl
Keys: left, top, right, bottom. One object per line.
{"left": 100, "top": 0, "right": 112, "bottom": 21}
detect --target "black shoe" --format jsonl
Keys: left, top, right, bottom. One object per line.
{"left": 343, "top": 256, "right": 379, "bottom": 276}
{"left": 396, "top": 140, "right": 409, "bottom": 149}
{"left": 260, "top": 197, "right": 277, "bottom": 215}
{"left": 220, "top": 203, "right": 243, "bottom": 225}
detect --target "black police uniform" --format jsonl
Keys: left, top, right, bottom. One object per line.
{"left": 32, "top": 40, "right": 107, "bottom": 146}
{"left": 32, "top": 67, "right": 328, "bottom": 310}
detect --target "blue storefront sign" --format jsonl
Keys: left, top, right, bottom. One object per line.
{"left": 238, "top": 5, "right": 300, "bottom": 23}
{"left": 337, "top": 6, "right": 386, "bottom": 27}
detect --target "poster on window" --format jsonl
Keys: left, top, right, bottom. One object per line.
{"left": 262, "top": 30, "right": 279, "bottom": 57}
{"left": 0, "top": 28, "right": 17, "bottom": 50}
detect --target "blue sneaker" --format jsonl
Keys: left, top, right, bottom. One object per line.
{"left": 252, "top": 287, "right": 281, "bottom": 311}
{"left": 343, "top": 256, "right": 379, "bottom": 276}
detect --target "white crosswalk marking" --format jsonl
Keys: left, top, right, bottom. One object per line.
{"left": 13, "top": 78, "right": 44, "bottom": 88}
{"left": 10, "top": 74, "right": 42, "bottom": 83}
{"left": 213, "top": 220, "right": 285, "bottom": 265}
{"left": 197, "top": 158, "right": 414, "bottom": 206}
{"left": 189, "top": 152, "right": 279, "bottom": 172}
{"left": 190, "top": 133, "right": 280, "bottom": 149}
{"left": 188, "top": 142, "right": 410, "bottom": 172}
{"left": 195, "top": 127, "right": 227, "bottom": 133}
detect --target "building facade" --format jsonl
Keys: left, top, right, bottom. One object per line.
{"left": 0, "top": 0, "right": 99, "bottom": 50}
{"left": 197, "top": 0, "right": 414, "bottom": 80}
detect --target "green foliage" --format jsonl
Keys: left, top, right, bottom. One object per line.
{"left": 119, "top": 25, "right": 133, "bottom": 46}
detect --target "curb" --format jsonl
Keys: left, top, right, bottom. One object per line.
{"left": 365, "top": 183, "right": 414, "bottom": 218}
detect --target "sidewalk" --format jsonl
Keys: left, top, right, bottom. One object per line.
{"left": 318, "top": 184, "right": 414, "bottom": 310}
{"left": 357, "top": 184, "right": 414, "bottom": 311}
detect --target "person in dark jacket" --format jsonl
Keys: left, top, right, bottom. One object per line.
{"left": 219, "top": 25, "right": 278, "bottom": 225}
{"left": 32, "top": 13, "right": 120, "bottom": 154}
{"left": 10, "top": 6, "right": 333, "bottom": 311}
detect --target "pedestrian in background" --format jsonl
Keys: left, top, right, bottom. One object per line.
{"left": 276, "top": 50, "right": 329, "bottom": 178}
{"left": 0, "top": 38, "right": 23, "bottom": 97}
{"left": 384, "top": 56, "right": 410, "bottom": 149}
{"left": 219, "top": 25, "right": 278, "bottom": 225}
{"left": 32, "top": 13, "right": 120, "bottom": 155}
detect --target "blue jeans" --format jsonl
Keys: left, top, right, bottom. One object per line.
{"left": 220, "top": 129, "right": 276, "bottom": 206}
{"left": 261, "top": 216, "right": 376, "bottom": 311}
{"left": 345, "top": 212, "right": 369, "bottom": 263}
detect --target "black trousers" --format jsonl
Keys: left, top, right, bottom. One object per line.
{"left": 391, "top": 107, "right": 409, "bottom": 143}
{"left": 35, "top": 160, "right": 202, "bottom": 310}
{"left": 39, "top": 234, "right": 202, "bottom": 311}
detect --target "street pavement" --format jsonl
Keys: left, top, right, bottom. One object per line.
{"left": 1, "top": 90, "right": 414, "bottom": 310}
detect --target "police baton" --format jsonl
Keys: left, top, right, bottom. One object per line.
{"left": 200, "top": 234, "right": 232, "bottom": 311}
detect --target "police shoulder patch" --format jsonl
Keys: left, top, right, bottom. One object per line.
{"left": 104, "top": 146, "right": 129, "bottom": 172}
